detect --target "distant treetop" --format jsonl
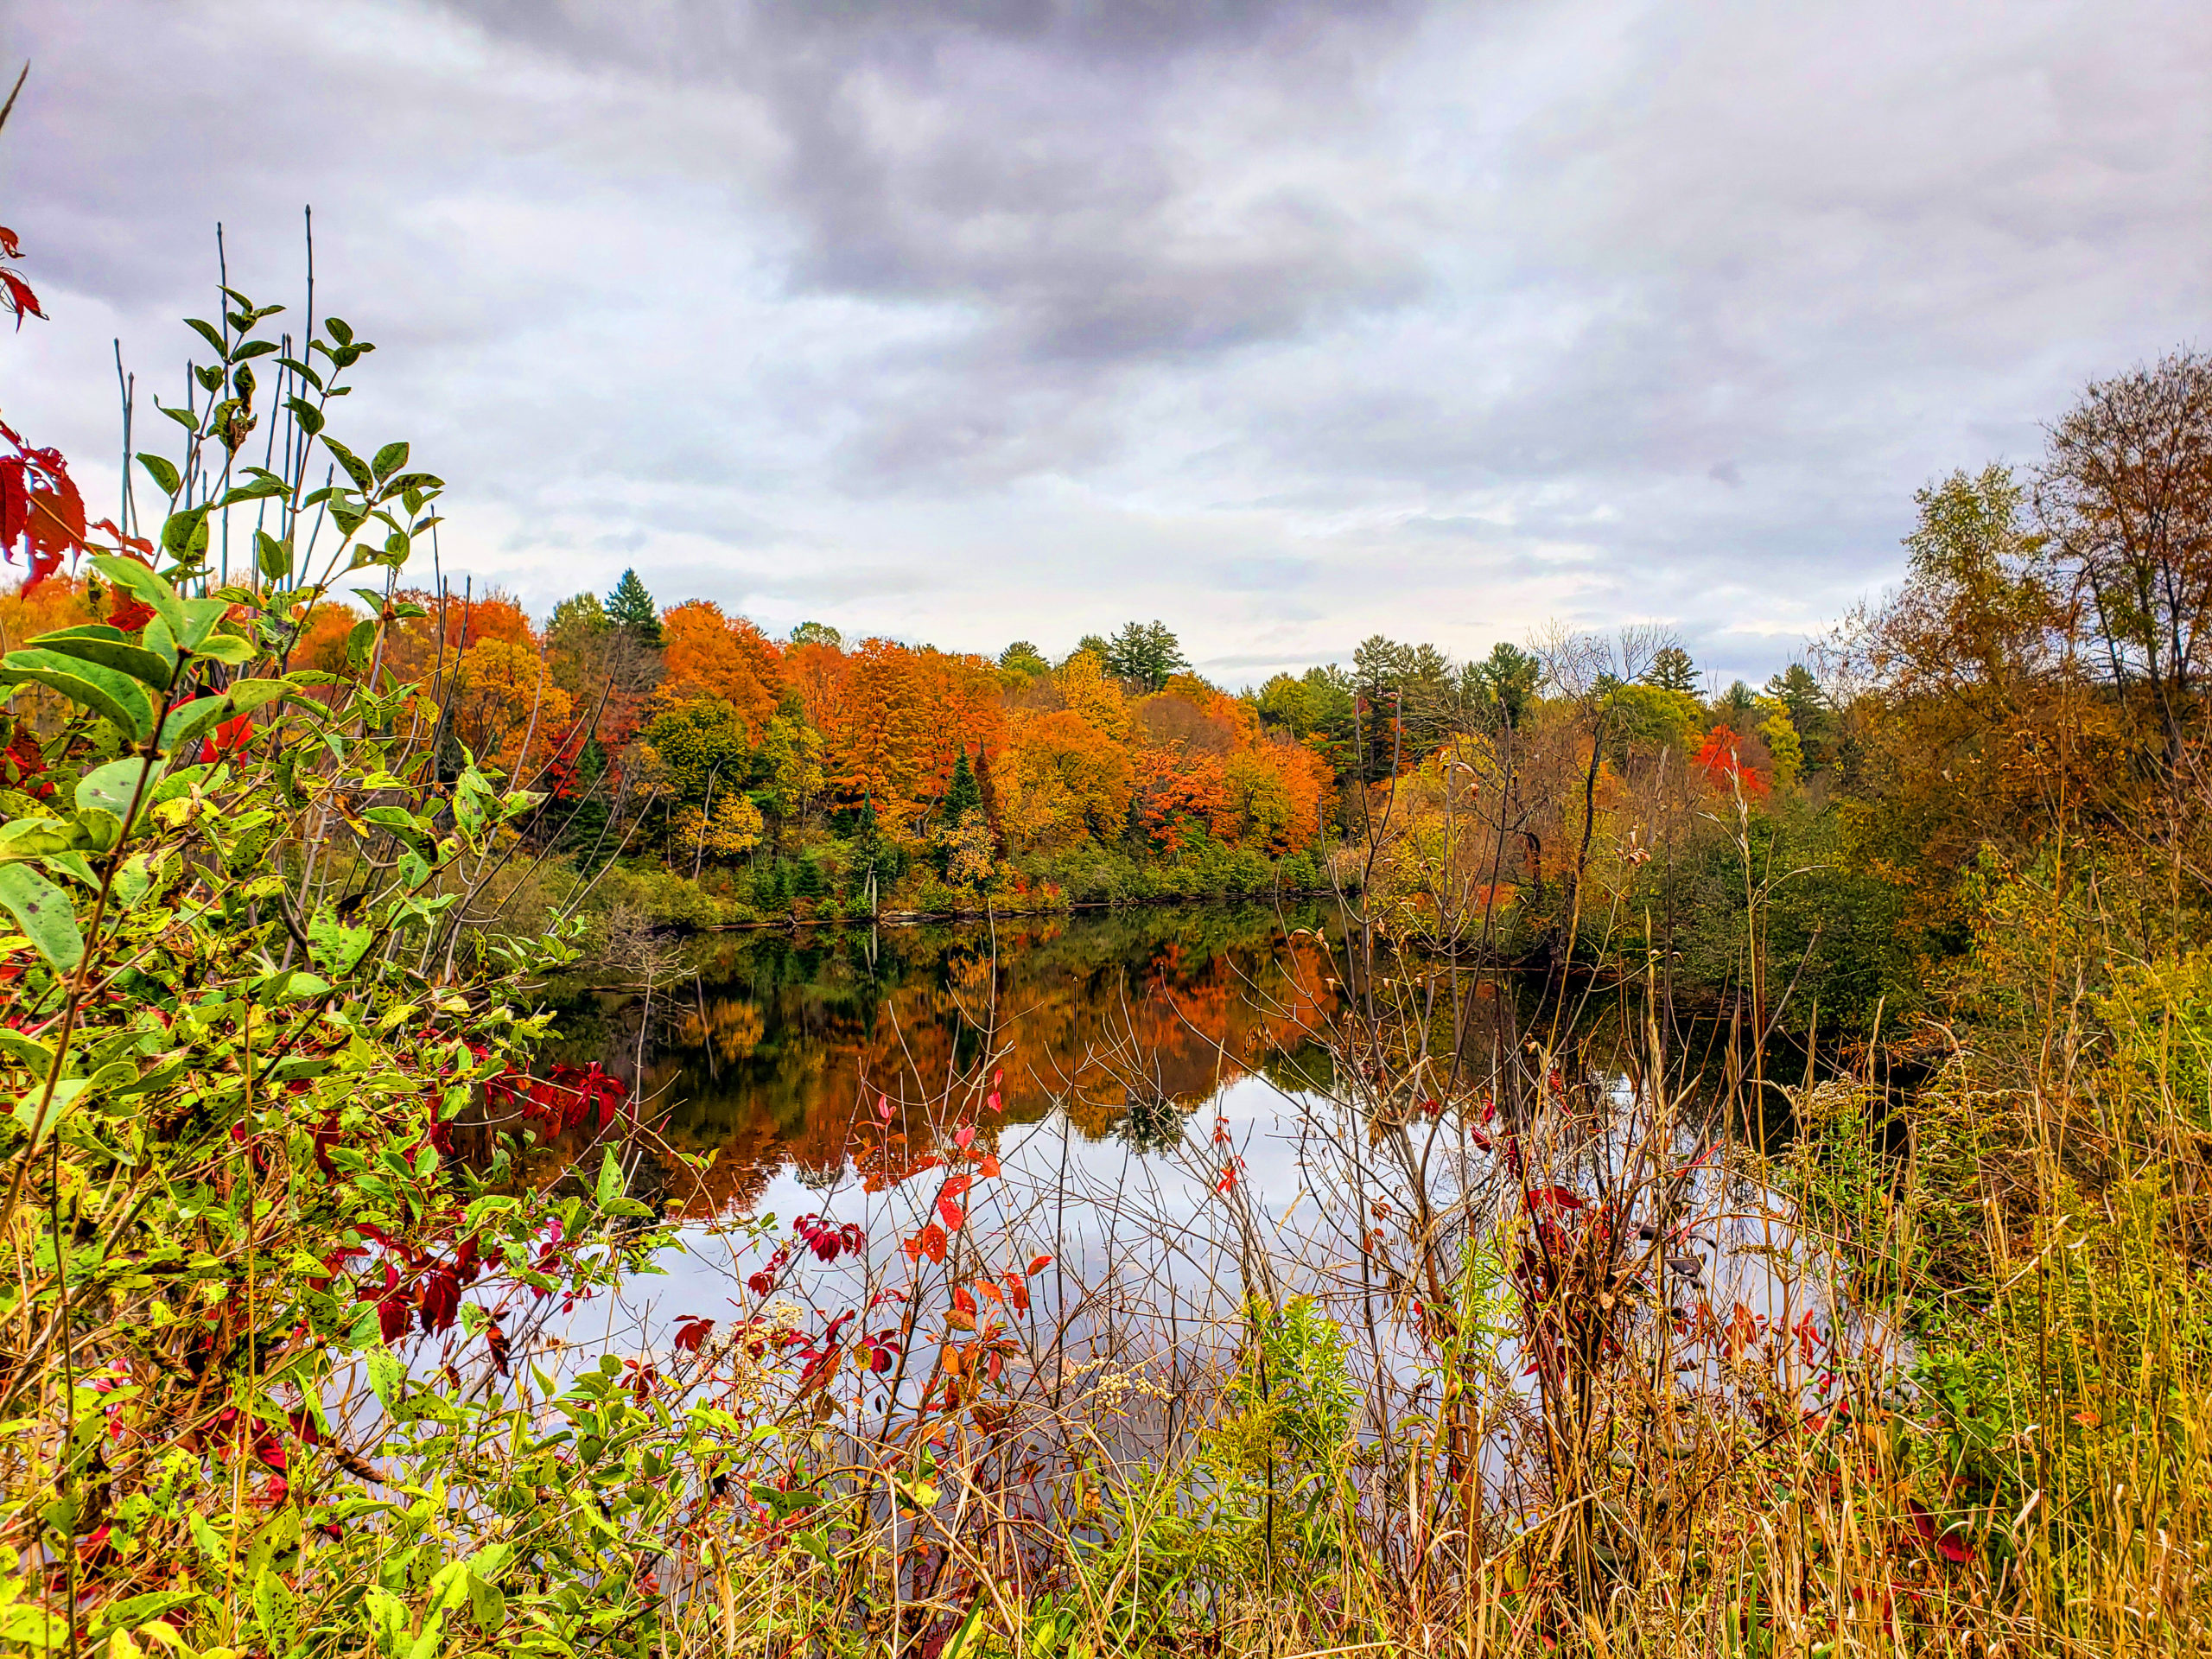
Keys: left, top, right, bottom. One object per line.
{"left": 1103, "top": 620, "right": 1188, "bottom": 694}
{"left": 605, "top": 569, "right": 663, "bottom": 646}
{"left": 1643, "top": 645, "right": 1699, "bottom": 694}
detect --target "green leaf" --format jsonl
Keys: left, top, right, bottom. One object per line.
{"left": 346, "top": 618, "right": 379, "bottom": 667}
{"left": 88, "top": 1590, "right": 202, "bottom": 1641}
{"left": 0, "top": 1605, "right": 68, "bottom": 1649}
{"left": 176, "top": 595, "right": 231, "bottom": 650}
{"left": 29, "top": 624, "right": 177, "bottom": 690}
{"left": 219, "top": 478, "right": 287, "bottom": 506}
{"left": 0, "top": 816, "right": 79, "bottom": 864}
{"left": 0, "top": 861, "right": 81, "bottom": 971}
{"left": 325, "top": 316, "right": 354, "bottom": 346}
{"left": 465, "top": 1572, "right": 505, "bottom": 1635}
{"left": 159, "top": 505, "right": 211, "bottom": 562}
{"left": 233, "top": 338, "right": 280, "bottom": 361}
{"left": 286, "top": 397, "right": 325, "bottom": 437}
{"left": 157, "top": 678, "right": 289, "bottom": 753}
{"left": 372, "top": 441, "right": 410, "bottom": 481}
{"left": 938, "top": 1599, "right": 988, "bottom": 1659}
{"left": 256, "top": 531, "right": 294, "bottom": 582}
{"left": 366, "top": 1348, "right": 404, "bottom": 1414}
{"left": 90, "top": 553, "right": 188, "bottom": 639}
{"left": 251, "top": 1569, "right": 296, "bottom": 1654}
{"left": 192, "top": 632, "right": 255, "bottom": 666}
{"left": 0, "top": 648, "right": 156, "bottom": 739}
{"left": 596, "top": 1147, "right": 624, "bottom": 1211}
{"left": 364, "top": 805, "right": 424, "bottom": 838}
{"left": 111, "top": 852, "right": 155, "bottom": 909}
{"left": 184, "top": 317, "right": 226, "bottom": 355}
{"left": 136, "top": 453, "right": 182, "bottom": 496}
{"left": 259, "top": 969, "right": 333, "bottom": 1004}
{"left": 75, "top": 755, "right": 162, "bottom": 848}
{"left": 38, "top": 852, "right": 98, "bottom": 887}
{"left": 0, "top": 1029, "right": 54, "bottom": 1070}
{"left": 323, "top": 439, "right": 375, "bottom": 493}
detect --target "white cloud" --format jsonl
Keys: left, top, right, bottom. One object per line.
{"left": 3, "top": 0, "right": 2206, "bottom": 683}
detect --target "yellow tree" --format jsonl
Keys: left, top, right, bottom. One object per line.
{"left": 451, "top": 637, "right": 574, "bottom": 781}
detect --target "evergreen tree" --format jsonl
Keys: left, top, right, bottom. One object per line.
{"left": 1470, "top": 642, "right": 1541, "bottom": 734}
{"left": 1644, "top": 645, "right": 1700, "bottom": 694}
{"left": 604, "top": 569, "right": 663, "bottom": 647}
{"left": 1103, "top": 620, "right": 1189, "bottom": 693}
{"left": 944, "top": 747, "right": 983, "bottom": 822}
{"left": 1713, "top": 679, "right": 1758, "bottom": 730}
{"left": 998, "top": 640, "right": 1051, "bottom": 683}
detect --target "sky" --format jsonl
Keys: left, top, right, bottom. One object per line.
{"left": 3, "top": 0, "right": 2206, "bottom": 686}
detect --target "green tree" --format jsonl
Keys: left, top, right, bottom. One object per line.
{"left": 944, "top": 746, "right": 983, "bottom": 822}
{"left": 1605, "top": 683, "right": 1703, "bottom": 768}
{"left": 605, "top": 567, "right": 663, "bottom": 646}
{"left": 549, "top": 590, "right": 608, "bottom": 640}
{"left": 1758, "top": 701, "right": 1805, "bottom": 791}
{"left": 1711, "top": 678, "right": 1758, "bottom": 730}
{"left": 758, "top": 710, "right": 824, "bottom": 826}
{"left": 1104, "top": 620, "right": 1189, "bottom": 693}
{"left": 1469, "top": 642, "right": 1541, "bottom": 733}
{"left": 1071, "top": 633, "right": 1113, "bottom": 666}
{"left": 1645, "top": 645, "right": 1700, "bottom": 694}
{"left": 1764, "top": 662, "right": 1834, "bottom": 772}
{"left": 791, "top": 620, "right": 842, "bottom": 649}
{"left": 999, "top": 639, "right": 1051, "bottom": 683}
{"left": 636, "top": 698, "right": 753, "bottom": 810}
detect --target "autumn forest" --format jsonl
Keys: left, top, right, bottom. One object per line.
{"left": 8, "top": 72, "right": 2212, "bottom": 1656}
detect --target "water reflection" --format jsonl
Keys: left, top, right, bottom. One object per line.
{"left": 545, "top": 904, "right": 1341, "bottom": 1215}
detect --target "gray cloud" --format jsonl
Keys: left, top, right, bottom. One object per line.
{"left": 3, "top": 0, "right": 2207, "bottom": 686}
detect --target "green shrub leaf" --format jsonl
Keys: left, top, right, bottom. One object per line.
{"left": 29, "top": 624, "right": 177, "bottom": 690}
{"left": 0, "top": 861, "right": 84, "bottom": 971}
{"left": 0, "top": 648, "right": 156, "bottom": 740}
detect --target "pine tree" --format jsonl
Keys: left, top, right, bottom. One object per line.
{"left": 604, "top": 569, "right": 663, "bottom": 647}
{"left": 1103, "top": 620, "right": 1189, "bottom": 693}
{"left": 944, "top": 747, "right": 982, "bottom": 822}
{"left": 1644, "top": 645, "right": 1700, "bottom": 694}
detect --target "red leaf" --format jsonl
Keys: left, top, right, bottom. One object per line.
{"left": 954, "top": 1124, "right": 975, "bottom": 1150}
{"left": 0, "top": 270, "right": 43, "bottom": 327}
{"left": 0, "top": 462, "right": 26, "bottom": 548}
{"left": 979, "top": 1152, "right": 1001, "bottom": 1179}
{"left": 936, "top": 1195, "right": 965, "bottom": 1233}
{"left": 1026, "top": 1254, "right": 1052, "bottom": 1277}
{"left": 918, "top": 1224, "right": 948, "bottom": 1264}
{"left": 1524, "top": 1185, "right": 1584, "bottom": 1214}
{"left": 673, "top": 1315, "right": 715, "bottom": 1355}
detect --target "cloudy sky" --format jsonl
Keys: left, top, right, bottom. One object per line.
{"left": 4, "top": 1, "right": 2206, "bottom": 683}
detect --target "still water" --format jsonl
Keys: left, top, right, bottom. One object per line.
{"left": 528, "top": 906, "right": 1865, "bottom": 1423}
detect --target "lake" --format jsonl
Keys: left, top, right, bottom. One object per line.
{"left": 524, "top": 905, "right": 1884, "bottom": 1457}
